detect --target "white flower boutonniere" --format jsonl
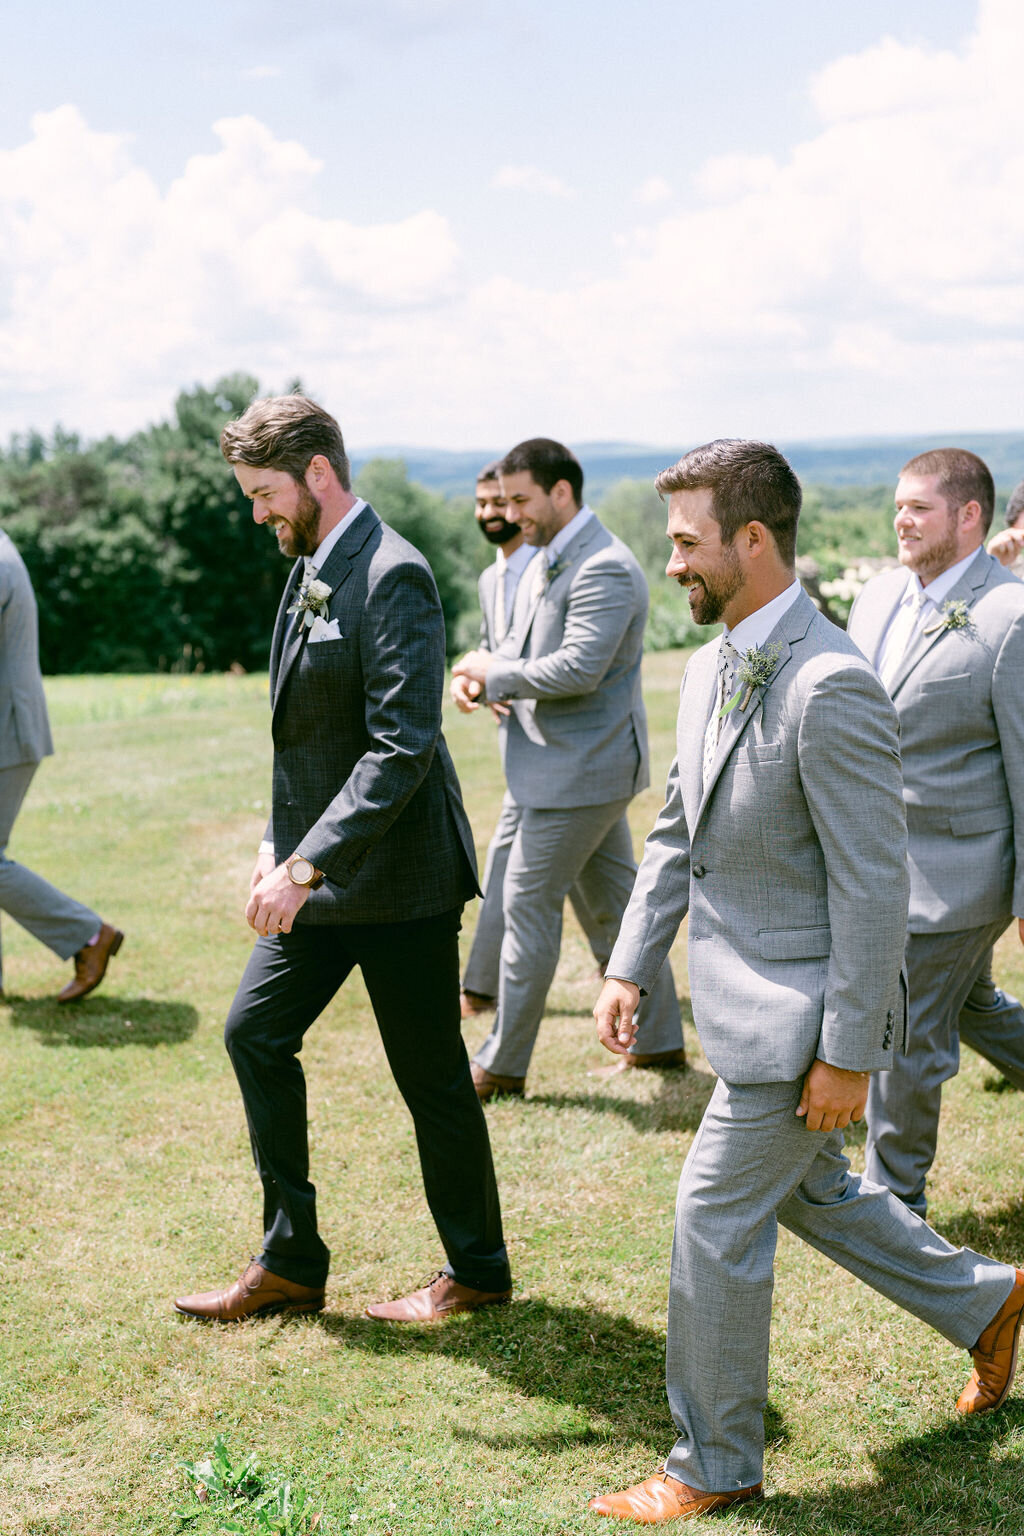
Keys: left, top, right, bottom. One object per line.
{"left": 719, "top": 641, "right": 782, "bottom": 719}
{"left": 289, "top": 577, "right": 333, "bottom": 629}
{"left": 922, "top": 597, "right": 973, "bottom": 637}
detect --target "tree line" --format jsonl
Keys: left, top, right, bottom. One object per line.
{"left": 0, "top": 374, "right": 898, "bottom": 674}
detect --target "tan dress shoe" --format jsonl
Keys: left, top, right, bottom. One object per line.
{"left": 470, "top": 1062, "right": 525, "bottom": 1101}
{"left": 460, "top": 989, "right": 496, "bottom": 1019}
{"left": 174, "top": 1260, "right": 326, "bottom": 1321}
{"left": 589, "top": 1049, "right": 687, "bottom": 1080}
{"left": 58, "top": 923, "right": 124, "bottom": 1003}
{"left": 589, "top": 1471, "right": 763, "bottom": 1523}
{"left": 956, "top": 1267, "right": 1024, "bottom": 1413}
{"left": 365, "top": 1269, "right": 512, "bottom": 1322}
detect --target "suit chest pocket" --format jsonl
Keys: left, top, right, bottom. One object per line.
{"left": 918, "top": 673, "right": 971, "bottom": 694}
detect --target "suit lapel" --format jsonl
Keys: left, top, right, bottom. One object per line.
{"left": 854, "top": 583, "right": 903, "bottom": 675}
{"left": 888, "top": 549, "right": 990, "bottom": 698}
{"left": 270, "top": 561, "right": 304, "bottom": 704}
{"left": 506, "top": 516, "right": 606, "bottom": 658}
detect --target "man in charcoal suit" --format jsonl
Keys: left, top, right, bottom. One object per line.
{"left": 452, "top": 438, "right": 683, "bottom": 1099}
{"left": 455, "top": 459, "right": 620, "bottom": 1025}
{"left": 174, "top": 395, "right": 511, "bottom": 1324}
{"left": 589, "top": 439, "right": 1023, "bottom": 1524}
{"left": 847, "top": 448, "right": 1024, "bottom": 1217}
{"left": 0, "top": 530, "right": 122, "bottom": 1002}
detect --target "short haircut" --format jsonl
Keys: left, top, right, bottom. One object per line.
{"left": 499, "top": 438, "right": 584, "bottom": 507}
{"left": 476, "top": 458, "right": 503, "bottom": 484}
{"left": 220, "top": 394, "right": 351, "bottom": 491}
{"left": 899, "top": 448, "right": 994, "bottom": 535}
{"left": 654, "top": 439, "right": 801, "bottom": 566}
{"left": 1006, "top": 476, "right": 1024, "bottom": 528}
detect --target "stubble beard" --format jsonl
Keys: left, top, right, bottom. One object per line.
{"left": 273, "top": 483, "right": 323, "bottom": 559}
{"left": 899, "top": 512, "right": 960, "bottom": 584}
{"left": 679, "top": 542, "right": 743, "bottom": 626}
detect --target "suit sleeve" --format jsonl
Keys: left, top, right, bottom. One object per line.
{"left": 798, "top": 663, "right": 910, "bottom": 1071}
{"left": 484, "top": 559, "right": 638, "bottom": 701}
{"left": 991, "top": 609, "right": 1024, "bottom": 917}
{"left": 605, "top": 752, "right": 691, "bottom": 994}
{"left": 293, "top": 559, "right": 447, "bottom": 885}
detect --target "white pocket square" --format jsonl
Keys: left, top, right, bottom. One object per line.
{"left": 308, "top": 616, "right": 343, "bottom": 643}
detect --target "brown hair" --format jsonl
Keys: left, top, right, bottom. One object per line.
{"left": 499, "top": 438, "right": 584, "bottom": 506}
{"left": 655, "top": 439, "right": 801, "bottom": 566}
{"left": 899, "top": 448, "right": 994, "bottom": 535}
{"left": 220, "top": 394, "right": 351, "bottom": 490}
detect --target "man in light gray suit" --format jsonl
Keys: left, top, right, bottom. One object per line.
{"left": 589, "top": 440, "right": 1023, "bottom": 1525}
{"left": 175, "top": 395, "right": 510, "bottom": 1325}
{"left": 0, "top": 530, "right": 122, "bottom": 1002}
{"left": 452, "top": 439, "right": 683, "bottom": 1099}
{"left": 456, "top": 459, "right": 621, "bottom": 1024}
{"left": 847, "top": 448, "right": 1024, "bottom": 1217}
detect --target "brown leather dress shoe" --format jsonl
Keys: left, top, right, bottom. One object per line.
{"left": 589, "top": 1472, "right": 763, "bottom": 1524}
{"left": 956, "top": 1267, "right": 1024, "bottom": 1413}
{"left": 174, "top": 1260, "right": 326, "bottom": 1321}
{"left": 589, "top": 1048, "right": 688, "bottom": 1080}
{"left": 58, "top": 923, "right": 124, "bottom": 1003}
{"left": 470, "top": 1061, "right": 525, "bottom": 1101}
{"left": 460, "top": 989, "right": 496, "bottom": 1019}
{"left": 365, "top": 1269, "right": 512, "bottom": 1322}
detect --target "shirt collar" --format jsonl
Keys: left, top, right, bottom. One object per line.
{"left": 306, "top": 498, "right": 368, "bottom": 575}
{"left": 902, "top": 545, "right": 984, "bottom": 610}
{"left": 723, "top": 578, "right": 802, "bottom": 656}
{"left": 499, "top": 540, "right": 535, "bottom": 575}
{"left": 546, "top": 503, "right": 594, "bottom": 563}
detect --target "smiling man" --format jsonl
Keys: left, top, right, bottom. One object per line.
{"left": 173, "top": 394, "right": 512, "bottom": 1325}
{"left": 588, "top": 439, "right": 1024, "bottom": 1525}
{"left": 847, "top": 448, "right": 1024, "bottom": 1216}
{"left": 452, "top": 437, "right": 682, "bottom": 1098}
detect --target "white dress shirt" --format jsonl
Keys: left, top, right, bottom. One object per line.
{"left": 723, "top": 578, "right": 803, "bottom": 655}
{"left": 492, "top": 540, "right": 535, "bottom": 641}
{"left": 875, "top": 546, "right": 983, "bottom": 683}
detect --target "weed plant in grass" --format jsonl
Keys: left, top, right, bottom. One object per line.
{"left": 1, "top": 656, "right": 1023, "bottom": 1534}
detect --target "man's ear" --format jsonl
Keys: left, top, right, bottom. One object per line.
{"left": 305, "top": 455, "right": 331, "bottom": 491}
{"left": 744, "top": 520, "right": 770, "bottom": 559}
{"left": 960, "top": 499, "right": 983, "bottom": 535}
{"left": 550, "top": 479, "right": 576, "bottom": 513}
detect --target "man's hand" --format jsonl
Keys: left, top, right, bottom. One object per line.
{"left": 250, "top": 848, "right": 276, "bottom": 895}
{"left": 987, "top": 526, "right": 1024, "bottom": 568}
{"left": 796, "top": 1060, "right": 870, "bottom": 1132}
{"left": 452, "top": 649, "right": 495, "bottom": 689}
{"left": 245, "top": 863, "right": 311, "bottom": 936}
{"left": 594, "top": 978, "right": 641, "bottom": 1056}
{"left": 450, "top": 672, "right": 483, "bottom": 713}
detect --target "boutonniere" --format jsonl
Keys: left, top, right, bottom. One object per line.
{"left": 922, "top": 598, "right": 973, "bottom": 637}
{"left": 288, "top": 577, "right": 333, "bottom": 628}
{"left": 543, "top": 553, "right": 571, "bottom": 589}
{"left": 719, "top": 641, "right": 782, "bottom": 718}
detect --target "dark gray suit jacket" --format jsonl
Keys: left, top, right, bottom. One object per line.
{"left": 267, "top": 504, "right": 479, "bottom": 925}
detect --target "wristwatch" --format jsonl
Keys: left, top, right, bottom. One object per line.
{"left": 287, "top": 855, "right": 326, "bottom": 890}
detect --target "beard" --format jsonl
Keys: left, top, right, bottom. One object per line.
{"left": 478, "top": 516, "right": 520, "bottom": 546}
{"left": 678, "top": 541, "right": 743, "bottom": 625}
{"left": 900, "top": 512, "right": 960, "bottom": 582}
{"left": 272, "top": 483, "right": 322, "bottom": 558}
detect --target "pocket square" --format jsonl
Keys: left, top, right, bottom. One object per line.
{"left": 308, "top": 616, "right": 343, "bottom": 643}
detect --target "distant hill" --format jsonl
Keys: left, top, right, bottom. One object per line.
{"left": 352, "top": 431, "right": 1024, "bottom": 501}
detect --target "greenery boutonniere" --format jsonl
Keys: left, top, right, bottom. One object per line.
{"left": 922, "top": 598, "right": 973, "bottom": 637}
{"left": 288, "top": 577, "right": 333, "bottom": 628}
{"left": 718, "top": 641, "right": 782, "bottom": 718}
{"left": 543, "top": 553, "right": 571, "bottom": 589}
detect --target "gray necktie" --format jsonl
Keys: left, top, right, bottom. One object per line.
{"left": 701, "top": 638, "right": 739, "bottom": 788}
{"left": 879, "top": 590, "right": 926, "bottom": 691}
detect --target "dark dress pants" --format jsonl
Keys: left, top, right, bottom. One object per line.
{"left": 224, "top": 906, "right": 510, "bottom": 1291}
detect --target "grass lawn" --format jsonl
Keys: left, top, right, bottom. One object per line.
{"left": 2, "top": 652, "right": 1024, "bottom": 1535}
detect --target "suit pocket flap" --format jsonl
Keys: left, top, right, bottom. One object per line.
{"left": 747, "top": 741, "right": 782, "bottom": 761}
{"left": 918, "top": 673, "right": 971, "bottom": 693}
{"left": 950, "top": 806, "right": 1013, "bottom": 836}
{"left": 758, "top": 925, "right": 831, "bottom": 960}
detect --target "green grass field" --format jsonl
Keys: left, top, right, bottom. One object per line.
{"left": 2, "top": 655, "right": 1024, "bottom": 1535}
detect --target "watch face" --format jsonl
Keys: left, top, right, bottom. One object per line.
{"left": 290, "top": 858, "right": 314, "bottom": 884}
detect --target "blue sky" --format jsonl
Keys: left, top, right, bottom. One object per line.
{"left": 1, "top": 1, "right": 1018, "bottom": 452}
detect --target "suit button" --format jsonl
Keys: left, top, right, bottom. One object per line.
{"left": 693, "top": 864, "right": 706, "bottom": 879}
{"left": 883, "top": 1032, "right": 893, "bottom": 1048}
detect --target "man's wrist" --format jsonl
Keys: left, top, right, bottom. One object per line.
{"left": 286, "top": 855, "right": 326, "bottom": 890}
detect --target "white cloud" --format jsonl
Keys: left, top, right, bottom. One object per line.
{"left": 1, "top": 2, "right": 1023, "bottom": 450}
{"left": 635, "top": 175, "right": 673, "bottom": 205}
{"left": 240, "top": 65, "right": 282, "bottom": 80}
{"left": 491, "top": 164, "right": 575, "bottom": 198}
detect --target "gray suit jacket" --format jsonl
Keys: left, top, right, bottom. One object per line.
{"left": 267, "top": 504, "right": 479, "bottom": 925}
{"left": 0, "top": 531, "right": 54, "bottom": 770}
{"left": 484, "top": 516, "right": 650, "bottom": 810}
{"left": 607, "top": 591, "right": 909, "bottom": 1083}
{"left": 478, "top": 560, "right": 502, "bottom": 653}
{"left": 848, "top": 549, "right": 1024, "bottom": 933}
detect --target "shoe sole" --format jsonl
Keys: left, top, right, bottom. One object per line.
{"left": 988, "top": 1313, "right": 1023, "bottom": 1412}
{"left": 174, "top": 1297, "right": 325, "bottom": 1322}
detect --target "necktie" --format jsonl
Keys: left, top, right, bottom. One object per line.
{"left": 879, "top": 590, "right": 927, "bottom": 691}
{"left": 493, "top": 548, "right": 509, "bottom": 640}
{"left": 702, "top": 638, "right": 739, "bottom": 789}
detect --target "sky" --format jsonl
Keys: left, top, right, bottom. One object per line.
{"left": 0, "top": 0, "right": 1020, "bottom": 453}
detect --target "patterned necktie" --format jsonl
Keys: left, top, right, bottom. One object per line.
{"left": 701, "top": 638, "right": 740, "bottom": 789}
{"left": 879, "top": 589, "right": 927, "bottom": 691}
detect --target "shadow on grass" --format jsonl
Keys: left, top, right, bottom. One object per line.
{"left": 319, "top": 1297, "right": 790, "bottom": 1460}
{"left": 933, "top": 1199, "right": 1024, "bottom": 1265}
{"left": 528, "top": 1063, "right": 716, "bottom": 1136}
{"left": 3, "top": 993, "right": 199, "bottom": 1047}
{"left": 756, "top": 1405, "right": 1024, "bottom": 1534}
